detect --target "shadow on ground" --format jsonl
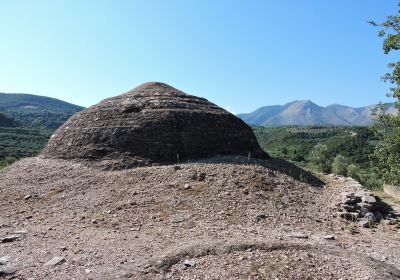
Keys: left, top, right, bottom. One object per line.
{"left": 185, "top": 156, "right": 325, "bottom": 188}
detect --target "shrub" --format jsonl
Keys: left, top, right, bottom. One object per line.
{"left": 347, "top": 163, "right": 360, "bottom": 180}
{"left": 331, "top": 155, "right": 348, "bottom": 176}
{"left": 308, "top": 144, "right": 331, "bottom": 173}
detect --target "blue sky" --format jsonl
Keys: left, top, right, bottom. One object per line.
{"left": 0, "top": 0, "right": 398, "bottom": 113}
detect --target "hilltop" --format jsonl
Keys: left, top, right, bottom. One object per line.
{"left": 0, "top": 92, "right": 84, "bottom": 129}
{"left": 238, "top": 100, "right": 396, "bottom": 127}
{"left": 0, "top": 92, "right": 83, "bottom": 168}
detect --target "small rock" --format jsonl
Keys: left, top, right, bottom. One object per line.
{"left": 255, "top": 214, "right": 266, "bottom": 222}
{"left": 0, "top": 256, "right": 11, "bottom": 265}
{"left": 323, "top": 235, "right": 335, "bottom": 240}
{"left": 359, "top": 207, "right": 370, "bottom": 218}
{"left": 362, "top": 195, "right": 376, "bottom": 204}
{"left": 357, "top": 202, "right": 373, "bottom": 210}
{"left": 337, "top": 212, "right": 358, "bottom": 221}
{"left": 184, "top": 259, "right": 196, "bottom": 267}
{"left": 129, "top": 226, "right": 141, "bottom": 231}
{"left": 382, "top": 219, "right": 393, "bottom": 226}
{"left": 365, "top": 212, "right": 376, "bottom": 222}
{"left": 289, "top": 232, "right": 308, "bottom": 239}
{"left": 354, "top": 191, "right": 367, "bottom": 198}
{"left": 0, "top": 266, "right": 17, "bottom": 277}
{"left": 24, "top": 194, "right": 32, "bottom": 200}
{"left": 1, "top": 234, "right": 24, "bottom": 243}
{"left": 197, "top": 172, "right": 206, "bottom": 181}
{"left": 60, "top": 246, "right": 67, "bottom": 251}
{"left": 359, "top": 219, "right": 371, "bottom": 228}
{"left": 183, "top": 183, "right": 191, "bottom": 190}
{"left": 45, "top": 256, "right": 65, "bottom": 266}
{"left": 85, "top": 269, "right": 93, "bottom": 274}
{"left": 341, "top": 204, "right": 358, "bottom": 212}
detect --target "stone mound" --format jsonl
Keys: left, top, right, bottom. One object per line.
{"left": 42, "top": 82, "right": 268, "bottom": 168}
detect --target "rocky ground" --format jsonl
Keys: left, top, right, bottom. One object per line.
{"left": 0, "top": 156, "right": 399, "bottom": 279}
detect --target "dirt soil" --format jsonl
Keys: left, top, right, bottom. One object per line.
{"left": 0, "top": 156, "right": 399, "bottom": 279}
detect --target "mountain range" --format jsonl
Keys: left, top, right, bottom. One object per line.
{"left": 0, "top": 92, "right": 395, "bottom": 128}
{"left": 238, "top": 100, "right": 396, "bottom": 127}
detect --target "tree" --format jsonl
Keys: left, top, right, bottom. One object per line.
{"left": 309, "top": 144, "right": 331, "bottom": 173}
{"left": 371, "top": 4, "right": 400, "bottom": 186}
{"left": 331, "top": 155, "right": 348, "bottom": 176}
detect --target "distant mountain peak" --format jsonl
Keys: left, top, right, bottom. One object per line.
{"left": 237, "top": 101, "right": 385, "bottom": 127}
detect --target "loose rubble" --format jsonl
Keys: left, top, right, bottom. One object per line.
{"left": 0, "top": 158, "right": 399, "bottom": 279}
{"left": 335, "top": 177, "right": 399, "bottom": 229}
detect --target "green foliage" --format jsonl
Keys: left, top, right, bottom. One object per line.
{"left": 0, "top": 112, "right": 20, "bottom": 127}
{"left": 0, "top": 92, "right": 83, "bottom": 129}
{"left": 346, "top": 223, "right": 359, "bottom": 235}
{"left": 347, "top": 164, "right": 360, "bottom": 180}
{"left": 373, "top": 138, "right": 400, "bottom": 185}
{"left": 331, "top": 155, "right": 348, "bottom": 176}
{"left": 253, "top": 125, "right": 379, "bottom": 189}
{"left": 309, "top": 144, "right": 331, "bottom": 173}
{"left": 371, "top": 5, "right": 400, "bottom": 186}
{"left": 0, "top": 126, "right": 52, "bottom": 169}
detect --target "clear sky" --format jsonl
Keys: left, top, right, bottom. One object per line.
{"left": 0, "top": 0, "right": 398, "bottom": 113}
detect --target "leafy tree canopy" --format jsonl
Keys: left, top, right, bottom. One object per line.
{"left": 371, "top": 4, "right": 400, "bottom": 185}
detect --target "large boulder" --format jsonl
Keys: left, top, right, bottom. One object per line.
{"left": 42, "top": 82, "right": 268, "bottom": 168}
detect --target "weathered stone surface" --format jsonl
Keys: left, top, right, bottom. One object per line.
{"left": 337, "top": 212, "right": 358, "bottom": 221}
{"left": 42, "top": 82, "right": 268, "bottom": 169}
{"left": 183, "top": 259, "right": 196, "bottom": 267}
{"left": 383, "top": 184, "right": 400, "bottom": 200}
{"left": 0, "top": 256, "right": 11, "bottom": 265}
{"left": 323, "top": 235, "right": 335, "bottom": 240}
{"left": 359, "top": 219, "right": 371, "bottom": 228}
{"left": 45, "top": 256, "right": 65, "bottom": 266}
{"left": 1, "top": 234, "right": 24, "bottom": 243}
{"left": 288, "top": 232, "right": 308, "bottom": 239}
{"left": 362, "top": 195, "right": 376, "bottom": 204}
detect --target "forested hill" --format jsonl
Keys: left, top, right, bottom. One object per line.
{"left": 0, "top": 112, "right": 20, "bottom": 127}
{"left": 0, "top": 92, "right": 84, "bottom": 129}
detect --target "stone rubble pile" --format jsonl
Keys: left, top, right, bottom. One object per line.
{"left": 335, "top": 178, "right": 400, "bottom": 228}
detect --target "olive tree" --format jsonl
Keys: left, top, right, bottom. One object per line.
{"left": 370, "top": 4, "right": 400, "bottom": 185}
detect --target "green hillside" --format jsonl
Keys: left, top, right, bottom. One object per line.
{"left": 0, "top": 127, "right": 51, "bottom": 168}
{"left": 253, "top": 126, "right": 380, "bottom": 189}
{"left": 0, "top": 112, "right": 20, "bottom": 127}
{"left": 0, "top": 92, "right": 84, "bottom": 129}
{"left": 0, "top": 92, "right": 84, "bottom": 168}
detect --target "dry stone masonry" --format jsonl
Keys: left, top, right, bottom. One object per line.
{"left": 42, "top": 82, "right": 268, "bottom": 169}
{"left": 333, "top": 176, "right": 400, "bottom": 228}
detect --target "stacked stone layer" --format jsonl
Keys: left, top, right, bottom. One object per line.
{"left": 42, "top": 82, "right": 268, "bottom": 167}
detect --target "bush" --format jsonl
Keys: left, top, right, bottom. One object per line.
{"left": 308, "top": 144, "right": 331, "bottom": 173}
{"left": 347, "top": 163, "right": 360, "bottom": 180}
{"left": 373, "top": 138, "right": 400, "bottom": 186}
{"left": 358, "top": 170, "right": 382, "bottom": 191}
{"left": 331, "top": 154, "right": 348, "bottom": 176}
